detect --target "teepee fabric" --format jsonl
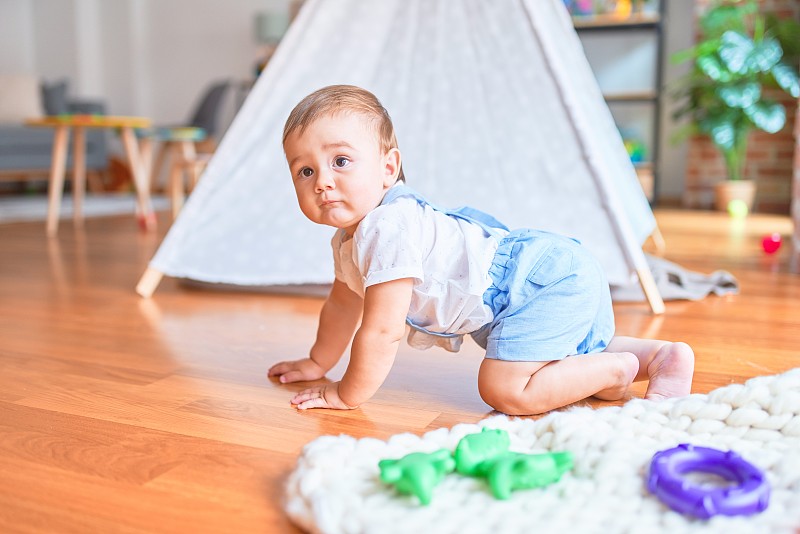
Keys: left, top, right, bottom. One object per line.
{"left": 147, "top": 0, "right": 656, "bottom": 289}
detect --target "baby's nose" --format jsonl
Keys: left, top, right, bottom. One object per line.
{"left": 314, "top": 171, "right": 335, "bottom": 191}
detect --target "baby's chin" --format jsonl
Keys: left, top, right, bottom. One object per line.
{"left": 314, "top": 214, "right": 360, "bottom": 234}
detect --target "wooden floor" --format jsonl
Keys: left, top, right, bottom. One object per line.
{"left": 1, "top": 209, "right": 798, "bottom": 533}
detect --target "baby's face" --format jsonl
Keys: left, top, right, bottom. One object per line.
{"left": 284, "top": 112, "right": 399, "bottom": 235}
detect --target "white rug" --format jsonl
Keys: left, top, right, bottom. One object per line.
{"left": 0, "top": 194, "right": 169, "bottom": 223}
{"left": 285, "top": 370, "right": 800, "bottom": 533}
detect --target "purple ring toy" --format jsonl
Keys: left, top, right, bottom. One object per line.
{"left": 647, "top": 443, "right": 770, "bottom": 519}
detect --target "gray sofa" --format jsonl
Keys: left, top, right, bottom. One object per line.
{"left": 0, "top": 80, "right": 108, "bottom": 174}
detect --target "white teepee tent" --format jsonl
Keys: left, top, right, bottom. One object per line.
{"left": 138, "top": 0, "right": 665, "bottom": 313}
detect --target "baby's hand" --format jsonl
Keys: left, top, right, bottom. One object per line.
{"left": 268, "top": 358, "right": 326, "bottom": 383}
{"left": 291, "top": 382, "right": 357, "bottom": 410}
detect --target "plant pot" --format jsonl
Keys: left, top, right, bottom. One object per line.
{"left": 714, "top": 180, "right": 756, "bottom": 212}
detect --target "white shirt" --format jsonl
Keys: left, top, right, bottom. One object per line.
{"left": 332, "top": 196, "right": 501, "bottom": 351}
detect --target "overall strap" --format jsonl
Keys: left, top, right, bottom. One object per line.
{"left": 380, "top": 184, "right": 508, "bottom": 240}
{"left": 379, "top": 183, "right": 417, "bottom": 206}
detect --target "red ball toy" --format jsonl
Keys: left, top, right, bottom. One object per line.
{"left": 761, "top": 233, "right": 782, "bottom": 254}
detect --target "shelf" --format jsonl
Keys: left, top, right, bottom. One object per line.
{"left": 572, "top": 3, "right": 665, "bottom": 205}
{"left": 572, "top": 12, "right": 660, "bottom": 30}
{"left": 603, "top": 91, "right": 658, "bottom": 103}
{"left": 634, "top": 163, "right": 655, "bottom": 201}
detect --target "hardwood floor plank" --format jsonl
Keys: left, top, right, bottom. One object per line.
{"left": 16, "top": 385, "right": 313, "bottom": 454}
{"left": 0, "top": 352, "right": 169, "bottom": 386}
{"left": 0, "top": 455, "right": 284, "bottom": 534}
{"left": 0, "top": 402, "right": 295, "bottom": 532}
{"left": 141, "top": 459, "right": 300, "bottom": 534}
{"left": 153, "top": 374, "right": 447, "bottom": 433}
{"left": 1, "top": 209, "right": 798, "bottom": 531}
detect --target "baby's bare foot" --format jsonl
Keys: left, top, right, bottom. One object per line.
{"left": 594, "top": 352, "right": 639, "bottom": 401}
{"left": 645, "top": 342, "right": 694, "bottom": 401}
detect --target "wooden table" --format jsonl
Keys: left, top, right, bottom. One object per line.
{"left": 25, "top": 115, "right": 157, "bottom": 236}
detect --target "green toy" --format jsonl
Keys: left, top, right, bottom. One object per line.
{"left": 483, "top": 451, "right": 573, "bottom": 500}
{"left": 378, "top": 449, "right": 456, "bottom": 505}
{"left": 454, "top": 428, "right": 511, "bottom": 476}
{"left": 379, "top": 429, "right": 573, "bottom": 504}
{"left": 727, "top": 199, "right": 749, "bottom": 218}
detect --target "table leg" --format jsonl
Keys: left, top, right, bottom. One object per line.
{"left": 150, "top": 142, "right": 167, "bottom": 193}
{"left": 72, "top": 126, "right": 86, "bottom": 229}
{"left": 168, "top": 142, "right": 184, "bottom": 219}
{"left": 139, "top": 136, "right": 154, "bottom": 191}
{"left": 168, "top": 140, "right": 198, "bottom": 219}
{"left": 181, "top": 139, "right": 199, "bottom": 199}
{"left": 46, "top": 126, "right": 70, "bottom": 237}
{"left": 120, "top": 127, "right": 156, "bottom": 231}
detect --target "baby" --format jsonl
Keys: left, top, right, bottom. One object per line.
{"left": 268, "top": 84, "right": 694, "bottom": 415}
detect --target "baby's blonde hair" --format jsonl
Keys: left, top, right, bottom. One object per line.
{"left": 283, "top": 85, "right": 405, "bottom": 182}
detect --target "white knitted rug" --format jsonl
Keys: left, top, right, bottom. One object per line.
{"left": 284, "top": 370, "right": 800, "bottom": 534}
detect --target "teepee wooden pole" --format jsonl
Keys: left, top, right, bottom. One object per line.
{"left": 136, "top": 267, "right": 164, "bottom": 298}
{"left": 636, "top": 267, "right": 665, "bottom": 314}
{"left": 647, "top": 224, "right": 666, "bottom": 255}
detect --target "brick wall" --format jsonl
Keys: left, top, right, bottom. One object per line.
{"left": 793, "top": 99, "right": 799, "bottom": 263}
{"left": 683, "top": 0, "right": 800, "bottom": 213}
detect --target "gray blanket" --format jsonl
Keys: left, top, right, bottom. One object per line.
{"left": 611, "top": 254, "right": 739, "bottom": 302}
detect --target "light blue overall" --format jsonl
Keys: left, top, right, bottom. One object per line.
{"left": 380, "top": 184, "right": 615, "bottom": 362}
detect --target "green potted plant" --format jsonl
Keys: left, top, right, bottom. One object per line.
{"left": 671, "top": 0, "right": 800, "bottom": 212}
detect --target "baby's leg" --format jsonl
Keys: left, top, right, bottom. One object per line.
{"left": 478, "top": 352, "right": 639, "bottom": 416}
{"left": 604, "top": 336, "right": 694, "bottom": 400}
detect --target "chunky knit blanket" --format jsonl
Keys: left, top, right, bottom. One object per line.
{"left": 284, "top": 370, "right": 800, "bottom": 533}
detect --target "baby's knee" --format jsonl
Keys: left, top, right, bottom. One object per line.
{"left": 479, "top": 383, "right": 514, "bottom": 415}
{"left": 478, "top": 372, "right": 546, "bottom": 416}
{"left": 478, "top": 358, "right": 552, "bottom": 415}
{"left": 479, "top": 388, "right": 538, "bottom": 416}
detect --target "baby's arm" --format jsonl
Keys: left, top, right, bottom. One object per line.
{"left": 268, "top": 278, "right": 363, "bottom": 383}
{"left": 291, "top": 277, "right": 413, "bottom": 410}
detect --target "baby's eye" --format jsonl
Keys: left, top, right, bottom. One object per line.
{"left": 299, "top": 167, "right": 314, "bottom": 178}
{"left": 333, "top": 156, "right": 350, "bottom": 168}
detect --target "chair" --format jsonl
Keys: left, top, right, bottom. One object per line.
{"left": 147, "top": 80, "right": 230, "bottom": 215}
{"left": 185, "top": 80, "right": 230, "bottom": 146}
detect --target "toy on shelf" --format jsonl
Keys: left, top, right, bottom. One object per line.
{"left": 612, "top": 0, "right": 632, "bottom": 18}
{"left": 761, "top": 233, "right": 782, "bottom": 254}
{"left": 379, "top": 429, "right": 573, "bottom": 504}
{"left": 562, "top": 0, "right": 594, "bottom": 16}
{"left": 647, "top": 443, "right": 770, "bottom": 519}
{"left": 566, "top": 0, "right": 651, "bottom": 18}
{"left": 378, "top": 449, "right": 455, "bottom": 505}
{"left": 623, "top": 138, "right": 646, "bottom": 164}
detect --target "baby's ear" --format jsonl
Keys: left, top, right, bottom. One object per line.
{"left": 383, "top": 148, "right": 401, "bottom": 187}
